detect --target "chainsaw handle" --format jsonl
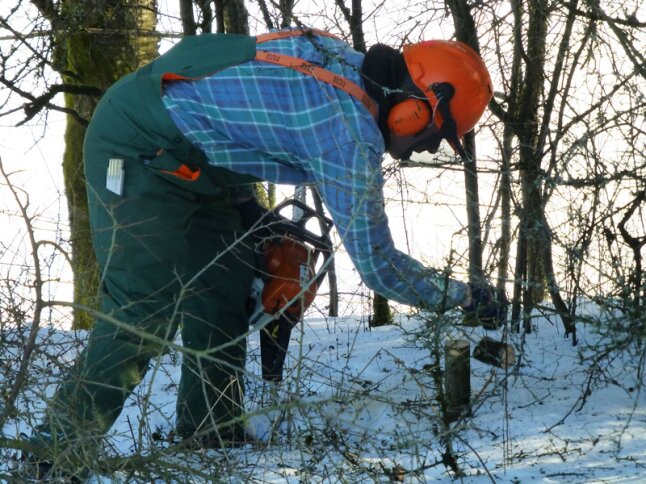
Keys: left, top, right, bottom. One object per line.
{"left": 274, "top": 198, "right": 332, "bottom": 225}
{"left": 271, "top": 199, "right": 333, "bottom": 253}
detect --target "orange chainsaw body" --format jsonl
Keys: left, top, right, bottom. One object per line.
{"left": 261, "top": 236, "right": 318, "bottom": 319}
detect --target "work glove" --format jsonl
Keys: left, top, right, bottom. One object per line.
{"left": 461, "top": 283, "right": 508, "bottom": 329}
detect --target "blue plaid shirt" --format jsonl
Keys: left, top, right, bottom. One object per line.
{"left": 162, "top": 32, "right": 466, "bottom": 309}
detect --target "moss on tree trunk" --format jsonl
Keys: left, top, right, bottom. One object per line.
{"left": 59, "top": 1, "right": 157, "bottom": 328}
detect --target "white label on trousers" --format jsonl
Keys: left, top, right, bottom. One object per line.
{"left": 106, "top": 158, "right": 125, "bottom": 196}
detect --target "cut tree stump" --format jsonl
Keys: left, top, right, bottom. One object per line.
{"left": 445, "top": 339, "right": 471, "bottom": 423}
{"left": 473, "top": 337, "right": 516, "bottom": 368}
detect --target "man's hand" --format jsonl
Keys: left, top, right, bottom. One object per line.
{"left": 461, "top": 283, "right": 508, "bottom": 329}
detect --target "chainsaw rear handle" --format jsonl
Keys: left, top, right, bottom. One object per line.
{"left": 271, "top": 198, "right": 334, "bottom": 253}
{"left": 235, "top": 197, "right": 333, "bottom": 253}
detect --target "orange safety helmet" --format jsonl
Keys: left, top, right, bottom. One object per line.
{"left": 387, "top": 39, "right": 493, "bottom": 146}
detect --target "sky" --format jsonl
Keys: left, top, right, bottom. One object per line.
{"left": 0, "top": 106, "right": 74, "bottom": 311}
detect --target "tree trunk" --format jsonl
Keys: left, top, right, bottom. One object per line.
{"left": 512, "top": 0, "right": 577, "bottom": 339}
{"left": 498, "top": 126, "right": 513, "bottom": 306}
{"left": 279, "top": 0, "right": 295, "bottom": 28}
{"left": 371, "top": 294, "right": 393, "bottom": 327}
{"left": 462, "top": 136, "right": 484, "bottom": 284}
{"left": 312, "top": 189, "right": 338, "bottom": 317}
{"left": 444, "top": 339, "right": 471, "bottom": 423}
{"left": 179, "top": 0, "right": 197, "bottom": 35}
{"left": 445, "top": 0, "right": 484, "bottom": 285}
{"left": 59, "top": 0, "right": 158, "bottom": 328}
{"left": 333, "top": 0, "right": 393, "bottom": 326}
{"left": 222, "top": 0, "right": 249, "bottom": 35}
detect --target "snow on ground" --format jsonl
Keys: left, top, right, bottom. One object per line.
{"left": 2, "top": 306, "right": 645, "bottom": 482}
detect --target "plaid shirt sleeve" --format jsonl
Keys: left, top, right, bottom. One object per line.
{"left": 162, "top": 33, "right": 467, "bottom": 309}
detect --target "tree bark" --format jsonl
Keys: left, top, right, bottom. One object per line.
{"left": 445, "top": 0, "right": 484, "bottom": 284}
{"left": 179, "top": 0, "right": 197, "bottom": 35}
{"left": 217, "top": 0, "right": 249, "bottom": 34}
{"left": 312, "top": 189, "right": 338, "bottom": 317}
{"left": 333, "top": 0, "right": 393, "bottom": 326}
{"left": 55, "top": 0, "right": 158, "bottom": 328}
{"left": 444, "top": 339, "right": 471, "bottom": 423}
{"left": 497, "top": 126, "right": 513, "bottom": 309}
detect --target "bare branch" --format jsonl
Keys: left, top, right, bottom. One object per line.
{"left": 255, "top": 0, "right": 275, "bottom": 29}
{"left": 0, "top": 76, "right": 101, "bottom": 126}
{"left": 0, "top": 159, "right": 45, "bottom": 426}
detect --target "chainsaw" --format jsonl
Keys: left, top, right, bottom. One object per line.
{"left": 245, "top": 198, "right": 334, "bottom": 382}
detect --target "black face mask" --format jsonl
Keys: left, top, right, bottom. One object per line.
{"left": 387, "top": 126, "right": 443, "bottom": 161}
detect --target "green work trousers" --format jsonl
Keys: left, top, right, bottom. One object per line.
{"left": 37, "top": 131, "right": 255, "bottom": 452}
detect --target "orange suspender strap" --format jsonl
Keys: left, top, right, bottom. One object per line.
{"left": 160, "top": 30, "right": 335, "bottom": 81}
{"left": 161, "top": 29, "right": 378, "bottom": 118}
{"left": 255, "top": 29, "right": 378, "bottom": 118}
{"left": 255, "top": 28, "right": 339, "bottom": 44}
{"left": 255, "top": 50, "right": 378, "bottom": 118}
